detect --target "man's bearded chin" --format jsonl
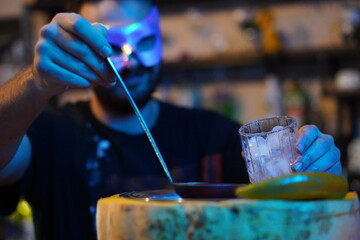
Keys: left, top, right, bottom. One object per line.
{"left": 92, "top": 67, "right": 161, "bottom": 116}
{"left": 93, "top": 87, "right": 153, "bottom": 116}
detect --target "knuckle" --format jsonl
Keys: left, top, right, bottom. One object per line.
{"left": 302, "top": 125, "right": 318, "bottom": 139}
{"left": 98, "top": 62, "right": 108, "bottom": 73}
{"left": 308, "top": 125, "right": 317, "bottom": 131}
{"left": 37, "top": 57, "right": 49, "bottom": 70}
{"left": 72, "top": 15, "right": 86, "bottom": 32}
{"left": 35, "top": 58, "right": 50, "bottom": 74}
{"left": 54, "top": 13, "right": 83, "bottom": 32}
{"left": 86, "top": 73, "right": 99, "bottom": 83}
{"left": 73, "top": 45, "right": 90, "bottom": 59}
{"left": 330, "top": 161, "right": 342, "bottom": 176}
{"left": 333, "top": 146, "right": 341, "bottom": 160}
{"left": 75, "top": 61, "right": 87, "bottom": 72}
{"left": 324, "top": 134, "right": 334, "bottom": 144}
{"left": 304, "top": 125, "right": 317, "bottom": 134}
{"left": 69, "top": 12, "right": 81, "bottom": 19}
{"left": 53, "top": 12, "right": 78, "bottom": 23}
{"left": 71, "top": 76, "right": 91, "bottom": 88}
{"left": 303, "top": 154, "right": 313, "bottom": 166}
{"left": 318, "top": 136, "right": 331, "bottom": 149}
{"left": 35, "top": 40, "right": 48, "bottom": 55}
{"left": 53, "top": 12, "right": 67, "bottom": 20}
{"left": 72, "top": 62, "right": 97, "bottom": 82}
{"left": 34, "top": 42, "right": 42, "bottom": 54}
{"left": 40, "top": 24, "right": 57, "bottom": 39}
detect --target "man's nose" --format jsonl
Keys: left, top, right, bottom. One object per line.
{"left": 120, "top": 43, "right": 141, "bottom": 69}
{"left": 125, "top": 53, "right": 140, "bottom": 69}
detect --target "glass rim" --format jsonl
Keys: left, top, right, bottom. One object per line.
{"left": 238, "top": 116, "right": 297, "bottom": 137}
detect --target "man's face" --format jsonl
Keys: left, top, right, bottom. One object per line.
{"left": 80, "top": 0, "right": 162, "bottom": 114}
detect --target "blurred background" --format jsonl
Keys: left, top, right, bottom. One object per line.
{"left": 1, "top": 0, "right": 360, "bottom": 239}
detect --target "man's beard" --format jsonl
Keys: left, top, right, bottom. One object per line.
{"left": 93, "top": 65, "right": 160, "bottom": 116}
{"left": 94, "top": 90, "right": 152, "bottom": 115}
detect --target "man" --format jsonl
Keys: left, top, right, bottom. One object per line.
{"left": 0, "top": 0, "right": 341, "bottom": 239}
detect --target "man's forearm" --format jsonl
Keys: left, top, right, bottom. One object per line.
{"left": 0, "top": 66, "right": 52, "bottom": 168}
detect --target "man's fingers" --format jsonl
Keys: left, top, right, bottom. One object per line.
{"left": 92, "top": 22, "right": 110, "bottom": 36}
{"left": 296, "top": 134, "right": 334, "bottom": 169}
{"left": 46, "top": 43, "right": 113, "bottom": 88}
{"left": 36, "top": 56, "right": 92, "bottom": 88}
{"left": 39, "top": 17, "right": 115, "bottom": 85}
{"left": 53, "top": 13, "right": 113, "bottom": 58}
{"left": 301, "top": 145, "right": 340, "bottom": 173}
{"left": 296, "top": 125, "right": 321, "bottom": 154}
{"left": 52, "top": 30, "right": 114, "bottom": 85}
{"left": 325, "top": 161, "right": 342, "bottom": 176}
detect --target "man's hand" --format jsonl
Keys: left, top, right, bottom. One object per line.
{"left": 292, "top": 125, "right": 342, "bottom": 176}
{"left": 32, "top": 13, "right": 116, "bottom": 95}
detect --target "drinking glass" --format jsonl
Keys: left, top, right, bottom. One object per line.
{"left": 239, "top": 116, "right": 299, "bottom": 183}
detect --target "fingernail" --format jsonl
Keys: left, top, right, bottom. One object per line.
{"left": 101, "top": 45, "right": 112, "bottom": 58}
{"left": 292, "top": 161, "right": 303, "bottom": 172}
{"left": 108, "top": 81, "right": 116, "bottom": 87}
{"left": 297, "top": 143, "right": 304, "bottom": 154}
{"left": 102, "top": 80, "right": 116, "bottom": 88}
{"left": 92, "top": 22, "right": 110, "bottom": 30}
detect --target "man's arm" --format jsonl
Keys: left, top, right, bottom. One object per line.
{"left": 0, "top": 67, "right": 51, "bottom": 171}
{"left": 0, "top": 13, "right": 115, "bottom": 184}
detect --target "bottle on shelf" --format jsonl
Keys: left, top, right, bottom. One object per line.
{"left": 283, "top": 79, "right": 310, "bottom": 127}
{"left": 264, "top": 73, "right": 282, "bottom": 117}
{"left": 255, "top": 8, "right": 282, "bottom": 54}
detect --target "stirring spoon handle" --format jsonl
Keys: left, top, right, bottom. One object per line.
{"left": 106, "top": 57, "right": 174, "bottom": 183}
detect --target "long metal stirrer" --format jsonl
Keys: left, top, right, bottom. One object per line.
{"left": 106, "top": 57, "right": 173, "bottom": 183}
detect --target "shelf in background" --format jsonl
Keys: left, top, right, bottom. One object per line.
{"left": 157, "top": 0, "right": 341, "bottom": 11}
{"left": 162, "top": 47, "right": 360, "bottom": 72}
{"left": 325, "top": 88, "right": 360, "bottom": 99}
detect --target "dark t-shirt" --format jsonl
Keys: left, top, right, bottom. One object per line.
{"left": 1, "top": 100, "right": 249, "bottom": 240}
